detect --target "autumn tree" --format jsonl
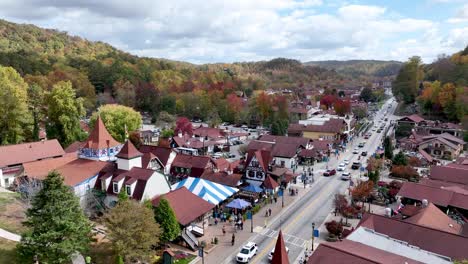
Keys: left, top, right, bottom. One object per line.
{"left": 351, "top": 181, "right": 374, "bottom": 206}
{"left": 320, "top": 94, "right": 336, "bottom": 109}
{"left": 90, "top": 104, "right": 142, "bottom": 142}
{"left": 114, "top": 79, "right": 136, "bottom": 107}
{"left": 104, "top": 200, "right": 161, "bottom": 262}
{"left": 153, "top": 198, "right": 181, "bottom": 242}
{"left": 0, "top": 66, "right": 32, "bottom": 144}
{"left": 17, "top": 171, "right": 92, "bottom": 263}
{"left": 45, "top": 81, "right": 86, "bottom": 147}
{"left": 255, "top": 92, "right": 273, "bottom": 125}
{"left": 333, "top": 99, "right": 351, "bottom": 116}
{"left": 391, "top": 165, "right": 419, "bottom": 181}
{"left": 175, "top": 117, "right": 193, "bottom": 136}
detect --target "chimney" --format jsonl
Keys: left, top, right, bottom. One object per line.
{"left": 385, "top": 207, "right": 392, "bottom": 217}
{"left": 178, "top": 131, "right": 182, "bottom": 138}
{"left": 422, "top": 199, "right": 428, "bottom": 207}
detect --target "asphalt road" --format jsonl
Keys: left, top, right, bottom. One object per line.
{"left": 221, "top": 97, "right": 398, "bottom": 264}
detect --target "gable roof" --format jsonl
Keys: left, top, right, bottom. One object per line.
{"left": 23, "top": 153, "right": 78, "bottom": 181}
{"left": 152, "top": 187, "right": 215, "bottom": 226}
{"left": 213, "top": 158, "right": 230, "bottom": 171}
{"left": 56, "top": 158, "right": 109, "bottom": 187}
{"left": 430, "top": 165, "right": 468, "bottom": 185}
{"left": 0, "top": 139, "right": 65, "bottom": 167}
{"left": 308, "top": 240, "right": 423, "bottom": 264}
{"left": 271, "top": 144, "right": 299, "bottom": 158}
{"left": 398, "top": 182, "right": 468, "bottom": 210}
{"left": 193, "top": 127, "right": 225, "bottom": 139}
{"left": 82, "top": 116, "right": 121, "bottom": 149}
{"left": 288, "top": 118, "right": 346, "bottom": 134}
{"left": 263, "top": 175, "right": 279, "bottom": 190}
{"left": 400, "top": 114, "right": 424, "bottom": 123}
{"left": 139, "top": 145, "right": 173, "bottom": 166}
{"left": 171, "top": 177, "right": 238, "bottom": 205}
{"left": 64, "top": 141, "right": 85, "bottom": 153}
{"left": 259, "top": 135, "right": 310, "bottom": 148}
{"left": 403, "top": 203, "right": 462, "bottom": 234}
{"left": 172, "top": 154, "right": 212, "bottom": 169}
{"left": 141, "top": 152, "right": 161, "bottom": 169}
{"left": 116, "top": 140, "right": 143, "bottom": 159}
{"left": 245, "top": 150, "right": 272, "bottom": 171}
{"left": 247, "top": 140, "right": 275, "bottom": 152}
{"left": 357, "top": 213, "right": 468, "bottom": 261}
{"left": 271, "top": 230, "right": 289, "bottom": 264}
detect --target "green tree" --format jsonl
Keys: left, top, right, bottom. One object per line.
{"left": 360, "top": 87, "right": 374, "bottom": 102}
{"left": 104, "top": 200, "right": 161, "bottom": 262}
{"left": 17, "top": 171, "right": 92, "bottom": 263}
{"left": 45, "top": 81, "right": 86, "bottom": 147}
{"left": 27, "top": 84, "right": 44, "bottom": 141}
{"left": 392, "top": 151, "right": 408, "bottom": 166}
{"left": 0, "top": 66, "right": 32, "bottom": 144}
{"left": 90, "top": 104, "right": 142, "bottom": 142}
{"left": 383, "top": 136, "right": 394, "bottom": 159}
{"left": 153, "top": 198, "right": 181, "bottom": 242}
{"left": 118, "top": 187, "right": 128, "bottom": 202}
{"left": 392, "top": 56, "right": 423, "bottom": 103}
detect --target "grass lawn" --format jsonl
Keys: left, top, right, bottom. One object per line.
{"left": 0, "top": 237, "right": 18, "bottom": 263}
{"left": 0, "top": 192, "right": 27, "bottom": 234}
{"left": 174, "top": 255, "right": 195, "bottom": 264}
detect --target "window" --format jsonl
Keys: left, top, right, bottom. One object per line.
{"left": 126, "top": 185, "right": 131, "bottom": 196}
{"left": 280, "top": 161, "right": 285, "bottom": 168}
{"left": 101, "top": 180, "right": 107, "bottom": 191}
{"left": 113, "top": 182, "right": 119, "bottom": 193}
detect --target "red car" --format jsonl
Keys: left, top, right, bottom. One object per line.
{"left": 323, "top": 169, "right": 337, "bottom": 176}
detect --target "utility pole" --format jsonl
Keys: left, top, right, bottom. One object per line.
{"left": 250, "top": 208, "right": 253, "bottom": 233}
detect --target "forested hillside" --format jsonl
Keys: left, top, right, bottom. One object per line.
{"left": 392, "top": 46, "right": 468, "bottom": 124}
{"left": 0, "top": 19, "right": 354, "bottom": 146}
{"left": 305, "top": 60, "right": 402, "bottom": 78}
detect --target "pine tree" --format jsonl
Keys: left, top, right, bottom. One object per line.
{"left": 17, "top": 171, "right": 92, "bottom": 263}
{"left": 392, "top": 151, "right": 408, "bottom": 166}
{"left": 383, "top": 136, "right": 394, "bottom": 159}
{"left": 153, "top": 198, "right": 181, "bottom": 242}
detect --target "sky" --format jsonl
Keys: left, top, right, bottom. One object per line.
{"left": 0, "top": 0, "right": 467, "bottom": 64}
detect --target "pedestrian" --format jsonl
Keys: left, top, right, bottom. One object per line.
{"left": 222, "top": 225, "right": 226, "bottom": 235}
{"left": 296, "top": 188, "right": 298, "bottom": 195}
{"left": 232, "top": 233, "right": 235, "bottom": 246}
{"left": 240, "top": 220, "right": 244, "bottom": 230}
{"left": 274, "top": 196, "right": 277, "bottom": 203}
{"left": 268, "top": 208, "right": 272, "bottom": 216}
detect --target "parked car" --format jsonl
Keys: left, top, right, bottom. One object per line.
{"left": 323, "top": 169, "right": 336, "bottom": 176}
{"left": 337, "top": 163, "right": 346, "bottom": 171}
{"left": 236, "top": 242, "right": 258, "bottom": 263}
{"left": 227, "top": 153, "right": 236, "bottom": 158}
{"left": 361, "top": 151, "right": 368, "bottom": 156}
{"left": 341, "top": 171, "right": 351, "bottom": 180}
{"left": 364, "top": 134, "right": 370, "bottom": 139}
{"left": 353, "top": 148, "right": 359, "bottom": 154}
{"left": 351, "top": 162, "right": 361, "bottom": 170}
{"left": 343, "top": 159, "right": 350, "bottom": 165}
{"left": 268, "top": 246, "right": 290, "bottom": 261}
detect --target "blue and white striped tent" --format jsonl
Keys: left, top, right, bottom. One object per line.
{"left": 171, "top": 177, "right": 239, "bottom": 205}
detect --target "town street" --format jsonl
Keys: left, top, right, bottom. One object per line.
{"left": 209, "top": 98, "right": 398, "bottom": 264}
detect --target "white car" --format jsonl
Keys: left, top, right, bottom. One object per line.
{"left": 236, "top": 242, "right": 258, "bottom": 263}
{"left": 268, "top": 246, "right": 290, "bottom": 261}
{"left": 337, "top": 163, "right": 346, "bottom": 171}
{"left": 341, "top": 171, "right": 351, "bottom": 180}
{"left": 353, "top": 148, "right": 359, "bottom": 154}
{"left": 343, "top": 159, "right": 350, "bottom": 165}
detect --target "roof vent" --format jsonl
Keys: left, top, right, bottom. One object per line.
{"left": 422, "top": 199, "right": 428, "bottom": 207}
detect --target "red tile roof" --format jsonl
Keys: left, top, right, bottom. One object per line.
{"left": 259, "top": 135, "right": 310, "bottom": 148}
{"left": 358, "top": 213, "right": 468, "bottom": 261}
{"left": 398, "top": 182, "right": 468, "bottom": 210}
{"left": 23, "top": 153, "right": 78, "bottom": 181}
{"left": 139, "top": 145, "right": 173, "bottom": 166}
{"left": 64, "top": 141, "right": 85, "bottom": 153}
{"left": 82, "top": 116, "right": 121, "bottom": 149}
{"left": 0, "top": 139, "right": 65, "bottom": 167}
{"left": 288, "top": 118, "right": 346, "bottom": 134}
{"left": 141, "top": 152, "right": 157, "bottom": 169}
{"left": 308, "top": 240, "right": 422, "bottom": 264}
{"left": 152, "top": 187, "right": 215, "bottom": 226}
{"left": 430, "top": 165, "right": 468, "bottom": 185}
{"left": 116, "top": 140, "right": 143, "bottom": 159}
{"left": 56, "top": 158, "right": 109, "bottom": 187}
{"left": 245, "top": 150, "right": 272, "bottom": 171}
{"left": 263, "top": 175, "right": 279, "bottom": 190}
{"left": 271, "top": 230, "right": 289, "bottom": 264}
{"left": 403, "top": 203, "right": 462, "bottom": 234}
{"left": 193, "top": 127, "right": 225, "bottom": 139}
{"left": 214, "top": 158, "right": 230, "bottom": 171}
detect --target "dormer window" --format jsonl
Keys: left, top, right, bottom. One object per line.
{"left": 113, "top": 182, "right": 119, "bottom": 193}
{"left": 126, "top": 185, "right": 131, "bottom": 196}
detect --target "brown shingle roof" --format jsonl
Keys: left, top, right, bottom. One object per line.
{"left": 172, "top": 154, "right": 212, "bottom": 169}
{"left": 271, "top": 144, "right": 298, "bottom": 158}
{"left": 200, "top": 171, "right": 242, "bottom": 187}
{"left": 247, "top": 140, "right": 275, "bottom": 152}
{"left": 0, "top": 139, "right": 65, "bottom": 167}
{"left": 404, "top": 203, "right": 462, "bottom": 234}
{"left": 406, "top": 114, "right": 424, "bottom": 123}
{"left": 23, "top": 153, "right": 78, "bottom": 181}
{"left": 398, "top": 182, "right": 454, "bottom": 207}
{"left": 308, "top": 240, "right": 422, "bottom": 264}
{"left": 116, "top": 140, "right": 143, "bottom": 159}
{"left": 139, "top": 145, "right": 173, "bottom": 166}
{"left": 430, "top": 165, "right": 468, "bottom": 185}
{"left": 82, "top": 116, "right": 121, "bottom": 149}
{"left": 358, "top": 213, "right": 468, "bottom": 261}
{"left": 193, "top": 127, "right": 225, "bottom": 139}
{"left": 214, "top": 158, "right": 230, "bottom": 171}
{"left": 56, "top": 158, "right": 109, "bottom": 187}
{"left": 271, "top": 230, "right": 289, "bottom": 264}
{"left": 259, "top": 135, "right": 310, "bottom": 148}
{"left": 245, "top": 150, "right": 272, "bottom": 171}
{"left": 64, "top": 141, "right": 85, "bottom": 153}
{"left": 263, "top": 175, "right": 279, "bottom": 190}
{"left": 288, "top": 119, "right": 345, "bottom": 134}
{"left": 152, "top": 187, "right": 215, "bottom": 226}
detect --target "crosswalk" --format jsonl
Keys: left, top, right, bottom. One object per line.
{"left": 256, "top": 227, "right": 309, "bottom": 248}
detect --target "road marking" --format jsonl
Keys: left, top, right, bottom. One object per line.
{"left": 250, "top": 181, "right": 338, "bottom": 264}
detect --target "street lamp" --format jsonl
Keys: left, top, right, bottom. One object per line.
{"left": 250, "top": 208, "right": 253, "bottom": 233}
{"left": 312, "top": 222, "right": 316, "bottom": 251}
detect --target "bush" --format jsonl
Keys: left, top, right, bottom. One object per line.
{"left": 388, "top": 180, "right": 403, "bottom": 190}
{"left": 342, "top": 206, "right": 358, "bottom": 218}
{"left": 325, "top": 220, "right": 343, "bottom": 236}
{"left": 252, "top": 204, "right": 261, "bottom": 214}
{"left": 391, "top": 165, "right": 420, "bottom": 181}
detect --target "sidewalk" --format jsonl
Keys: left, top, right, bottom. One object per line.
{"left": 0, "top": 227, "right": 21, "bottom": 242}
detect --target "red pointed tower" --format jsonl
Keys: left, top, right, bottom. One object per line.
{"left": 271, "top": 230, "right": 290, "bottom": 264}
{"left": 79, "top": 116, "right": 123, "bottom": 161}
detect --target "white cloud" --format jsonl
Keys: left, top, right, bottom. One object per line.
{"left": 447, "top": 4, "right": 468, "bottom": 23}
{"left": 0, "top": 1, "right": 465, "bottom": 63}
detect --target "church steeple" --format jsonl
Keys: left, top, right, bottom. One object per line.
{"left": 271, "top": 230, "right": 289, "bottom": 264}
{"left": 79, "top": 116, "right": 123, "bottom": 161}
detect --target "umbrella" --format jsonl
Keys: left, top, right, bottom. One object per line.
{"left": 226, "top": 198, "right": 251, "bottom": 209}
{"left": 242, "top": 185, "right": 263, "bottom": 193}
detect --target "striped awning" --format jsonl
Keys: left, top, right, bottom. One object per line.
{"left": 171, "top": 177, "right": 239, "bottom": 205}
